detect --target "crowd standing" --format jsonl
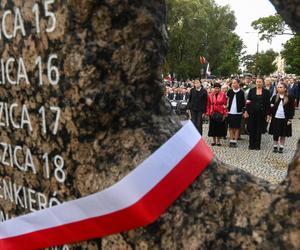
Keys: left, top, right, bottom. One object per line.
{"left": 165, "top": 74, "right": 300, "bottom": 153}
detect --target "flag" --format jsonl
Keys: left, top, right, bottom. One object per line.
{"left": 206, "top": 63, "right": 211, "bottom": 76}
{"left": 0, "top": 121, "right": 214, "bottom": 250}
{"left": 199, "top": 56, "right": 207, "bottom": 65}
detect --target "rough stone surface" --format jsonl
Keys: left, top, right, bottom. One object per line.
{"left": 0, "top": 0, "right": 180, "bottom": 249}
{"left": 0, "top": 2, "right": 178, "bottom": 203}
{"left": 269, "top": 0, "right": 300, "bottom": 33}
{"left": 0, "top": 1, "right": 299, "bottom": 250}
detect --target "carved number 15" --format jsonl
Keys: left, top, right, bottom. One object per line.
{"left": 32, "top": 0, "right": 57, "bottom": 34}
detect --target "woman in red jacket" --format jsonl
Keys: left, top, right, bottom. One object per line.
{"left": 207, "top": 82, "right": 228, "bottom": 146}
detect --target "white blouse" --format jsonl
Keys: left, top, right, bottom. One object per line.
{"left": 229, "top": 89, "right": 242, "bottom": 115}
{"left": 275, "top": 97, "right": 285, "bottom": 119}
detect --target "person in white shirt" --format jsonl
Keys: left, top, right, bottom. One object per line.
{"left": 227, "top": 79, "right": 245, "bottom": 147}
{"left": 269, "top": 82, "right": 295, "bottom": 153}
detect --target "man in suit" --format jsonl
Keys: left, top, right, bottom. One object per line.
{"left": 176, "top": 87, "right": 189, "bottom": 101}
{"left": 167, "top": 88, "right": 177, "bottom": 100}
{"left": 244, "top": 73, "right": 255, "bottom": 94}
{"left": 175, "top": 87, "right": 183, "bottom": 101}
{"left": 288, "top": 78, "right": 299, "bottom": 108}
{"left": 187, "top": 79, "right": 208, "bottom": 135}
{"left": 181, "top": 88, "right": 189, "bottom": 101}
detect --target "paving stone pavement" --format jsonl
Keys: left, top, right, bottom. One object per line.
{"left": 182, "top": 109, "right": 300, "bottom": 184}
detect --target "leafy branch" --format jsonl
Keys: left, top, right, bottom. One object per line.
{"left": 251, "top": 14, "right": 295, "bottom": 42}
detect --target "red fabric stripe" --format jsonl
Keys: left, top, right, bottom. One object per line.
{"left": 0, "top": 139, "right": 213, "bottom": 250}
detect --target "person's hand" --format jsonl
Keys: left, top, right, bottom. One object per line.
{"left": 243, "top": 111, "right": 249, "bottom": 119}
{"left": 266, "top": 115, "right": 271, "bottom": 123}
{"left": 287, "top": 120, "right": 292, "bottom": 125}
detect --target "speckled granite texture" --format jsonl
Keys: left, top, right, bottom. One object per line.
{"left": 0, "top": 1, "right": 299, "bottom": 249}
{"left": 0, "top": 0, "right": 179, "bottom": 202}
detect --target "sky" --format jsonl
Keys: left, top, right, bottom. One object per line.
{"left": 214, "top": 0, "right": 293, "bottom": 55}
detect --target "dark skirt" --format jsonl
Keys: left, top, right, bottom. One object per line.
{"left": 269, "top": 118, "right": 292, "bottom": 137}
{"left": 228, "top": 114, "right": 242, "bottom": 129}
{"left": 247, "top": 113, "right": 266, "bottom": 134}
{"left": 208, "top": 119, "right": 226, "bottom": 137}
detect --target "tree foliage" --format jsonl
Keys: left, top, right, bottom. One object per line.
{"left": 281, "top": 35, "right": 300, "bottom": 75}
{"left": 242, "top": 50, "right": 278, "bottom": 76}
{"left": 251, "top": 14, "right": 295, "bottom": 42}
{"left": 165, "top": 0, "right": 244, "bottom": 79}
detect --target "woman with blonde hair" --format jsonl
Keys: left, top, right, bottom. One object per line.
{"left": 269, "top": 82, "right": 295, "bottom": 153}
{"left": 265, "top": 77, "right": 276, "bottom": 98}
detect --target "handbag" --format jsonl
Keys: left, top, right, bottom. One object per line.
{"left": 211, "top": 112, "right": 223, "bottom": 122}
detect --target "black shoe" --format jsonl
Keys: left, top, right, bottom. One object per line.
{"left": 229, "top": 142, "right": 234, "bottom": 148}
{"left": 211, "top": 143, "right": 216, "bottom": 146}
{"left": 216, "top": 143, "right": 222, "bottom": 146}
{"left": 248, "top": 146, "right": 255, "bottom": 150}
{"left": 273, "top": 147, "right": 278, "bottom": 153}
{"left": 234, "top": 142, "right": 238, "bottom": 148}
{"left": 278, "top": 147, "right": 284, "bottom": 153}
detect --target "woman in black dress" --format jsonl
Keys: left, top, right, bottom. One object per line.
{"left": 244, "top": 77, "right": 271, "bottom": 150}
{"left": 269, "top": 82, "right": 295, "bottom": 153}
{"left": 187, "top": 79, "right": 208, "bottom": 135}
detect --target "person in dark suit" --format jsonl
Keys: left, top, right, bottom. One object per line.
{"left": 269, "top": 82, "right": 295, "bottom": 153}
{"left": 175, "top": 92, "right": 183, "bottom": 101}
{"left": 168, "top": 88, "right": 179, "bottom": 100}
{"left": 288, "top": 78, "right": 299, "bottom": 102}
{"left": 187, "top": 79, "right": 208, "bottom": 135}
{"left": 244, "top": 77, "right": 271, "bottom": 150}
{"left": 180, "top": 88, "right": 189, "bottom": 101}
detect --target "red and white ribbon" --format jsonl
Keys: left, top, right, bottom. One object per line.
{"left": 0, "top": 121, "right": 213, "bottom": 250}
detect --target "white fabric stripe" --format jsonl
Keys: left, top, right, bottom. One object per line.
{"left": 0, "top": 121, "right": 200, "bottom": 239}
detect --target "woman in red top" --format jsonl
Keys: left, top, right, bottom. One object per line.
{"left": 207, "top": 82, "right": 228, "bottom": 146}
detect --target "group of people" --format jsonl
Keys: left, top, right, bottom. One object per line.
{"left": 165, "top": 75, "right": 299, "bottom": 153}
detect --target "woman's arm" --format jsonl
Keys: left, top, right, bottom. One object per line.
{"left": 265, "top": 90, "right": 271, "bottom": 116}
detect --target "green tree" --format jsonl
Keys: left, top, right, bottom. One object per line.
{"left": 242, "top": 50, "right": 278, "bottom": 76}
{"left": 281, "top": 35, "right": 300, "bottom": 75}
{"left": 166, "top": 0, "right": 244, "bottom": 79}
{"left": 241, "top": 54, "right": 256, "bottom": 75}
{"left": 216, "top": 33, "right": 244, "bottom": 77}
{"left": 251, "top": 14, "right": 295, "bottom": 42}
{"left": 255, "top": 50, "right": 278, "bottom": 75}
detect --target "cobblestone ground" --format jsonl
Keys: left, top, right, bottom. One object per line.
{"left": 182, "top": 109, "right": 300, "bottom": 184}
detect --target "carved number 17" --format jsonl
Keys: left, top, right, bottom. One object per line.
{"left": 39, "top": 106, "right": 61, "bottom": 135}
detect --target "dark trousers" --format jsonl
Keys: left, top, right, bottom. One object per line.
{"left": 248, "top": 113, "right": 264, "bottom": 149}
{"left": 191, "top": 111, "right": 203, "bottom": 135}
